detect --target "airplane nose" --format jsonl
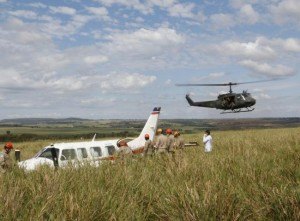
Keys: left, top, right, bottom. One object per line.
{"left": 251, "top": 98, "right": 256, "bottom": 106}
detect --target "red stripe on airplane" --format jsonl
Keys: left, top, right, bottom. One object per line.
{"left": 132, "top": 147, "right": 144, "bottom": 154}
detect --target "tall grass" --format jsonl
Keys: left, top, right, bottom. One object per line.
{"left": 0, "top": 128, "right": 299, "bottom": 220}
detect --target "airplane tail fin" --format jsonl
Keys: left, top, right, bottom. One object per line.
{"left": 186, "top": 94, "right": 195, "bottom": 106}
{"left": 127, "top": 107, "right": 161, "bottom": 151}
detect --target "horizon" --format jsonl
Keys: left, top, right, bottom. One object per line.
{"left": 0, "top": 116, "right": 299, "bottom": 121}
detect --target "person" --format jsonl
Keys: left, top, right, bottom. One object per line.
{"left": 174, "top": 131, "right": 185, "bottom": 150}
{"left": 0, "top": 142, "right": 14, "bottom": 173}
{"left": 155, "top": 128, "right": 167, "bottom": 154}
{"left": 143, "top": 134, "right": 155, "bottom": 157}
{"left": 166, "top": 128, "right": 175, "bottom": 154}
{"left": 115, "top": 140, "right": 132, "bottom": 162}
{"left": 203, "top": 130, "right": 212, "bottom": 152}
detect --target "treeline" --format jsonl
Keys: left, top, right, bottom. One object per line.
{"left": 0, "top": 131, "right": 139, "bottom": 142}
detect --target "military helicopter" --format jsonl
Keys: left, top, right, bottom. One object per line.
{"left": 176, "top": 80, "right": 276, "bottom": 114}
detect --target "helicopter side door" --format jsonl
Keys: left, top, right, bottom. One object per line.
{"left": 221, "top": 95, "right": 236, "bottom": 109}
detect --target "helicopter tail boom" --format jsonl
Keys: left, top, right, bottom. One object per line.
{"left": 185, "top": 94, "right": 216, "bottom": 108}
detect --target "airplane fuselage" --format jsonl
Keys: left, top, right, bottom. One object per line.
{"left": 18, "top": 107, "right": 161, "bottom": 171}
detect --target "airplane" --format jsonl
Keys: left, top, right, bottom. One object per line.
{"left": 18, "top": 107, "right": 161, "bottom": 171}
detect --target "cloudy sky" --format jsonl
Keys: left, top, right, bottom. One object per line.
{"left": 0, "top": 0, "right": 299, "bottom": 119}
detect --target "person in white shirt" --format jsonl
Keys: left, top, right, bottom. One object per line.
{"left": 203, "top": 130, "right": 212, "bottom": 152}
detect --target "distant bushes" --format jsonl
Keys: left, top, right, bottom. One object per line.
{"left": 0, "top": 131, "right": 139, "bottom": 142}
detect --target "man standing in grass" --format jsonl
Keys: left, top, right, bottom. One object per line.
{"left": 0, "top": 142, "right": 14, "bottom": 173}
{"left": 203, "top": 130, "right": 212, "bottom": 152}
{"left": 155, "top": 128, "right": 167, "bottom": 154}
{"left": 166, "top": 128, "right": 175, "bottom": 154}
{"left": 143, "top": 134, "right": 155, "bottom": 157}
{"left": 174, "top": 131, "right": 185, "bottom": 150}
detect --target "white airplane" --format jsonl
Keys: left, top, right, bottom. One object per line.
{"left": 18, "top": 107, "right": 161, "bottom": 171}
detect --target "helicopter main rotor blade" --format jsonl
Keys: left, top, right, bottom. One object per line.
{"left": 234, "top": 78, "right": 282, "bottom": 85}
{"left": 176, "top": 78, "right": 282, "bottom": 87}
{"left": 176, "top": 83, "right": 237, "bottom": 86}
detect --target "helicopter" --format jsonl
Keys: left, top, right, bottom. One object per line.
{"left": 176, "top": 80, "right": 277, "bottom": 114}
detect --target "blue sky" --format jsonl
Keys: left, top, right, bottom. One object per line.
{"left": 0, "top": 0, "right": 299, "bottom": 119}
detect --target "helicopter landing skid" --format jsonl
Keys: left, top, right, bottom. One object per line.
{"left": 220, "top": 107, "right": 255, "bottom": 114}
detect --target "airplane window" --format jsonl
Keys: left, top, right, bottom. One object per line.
{"left": 61, "top": 149, "right": 77, "bottom": 161}
{"left": 77, "top": 148, "right": 88, "bottom": 159}
{"left": 106, "top": 145, "right": 116, "bottom": 155}
{"left": 90, "top": 147, "right": 102, "bottom": 158}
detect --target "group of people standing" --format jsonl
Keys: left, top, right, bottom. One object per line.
{"left": 143, "top": 128, "right": 185, "bottom": 157}
{"left": 116, "top": 127, "right": 212, "bottom": 161}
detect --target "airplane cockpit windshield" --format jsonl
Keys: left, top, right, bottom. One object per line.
{"left": 35, "top": 147, "right": 59, "bottom": 160}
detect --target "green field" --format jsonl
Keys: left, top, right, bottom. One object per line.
{"left": 0, "top": 127, "right": 299, "bottom": 220}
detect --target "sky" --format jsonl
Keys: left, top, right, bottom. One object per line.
{"left": 0, "top": 0, "right": 299, "bottom": 119}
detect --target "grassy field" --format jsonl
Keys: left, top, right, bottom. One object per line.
{"left": 0, "top": 127, "right": 299, "bottom": 220}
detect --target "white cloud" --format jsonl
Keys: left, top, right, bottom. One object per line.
{"left": 168, "top": 3, "right": 195, "bottom": 18}
{"left": 192, "top": 72, "right": 225, "bottom": 82}
{"left": 104, "top": 27, "right": 184, "bottom": 57}
{"left": 95, "top": 0, "right": 200, "bottom": 19}
{"left": 9, "top": 10, "right": 38, "bottom": 19}
{"left": 0, "top": 0, "right": 7, "bottom": 3}
{"left": 148, "top": 0, "right": 176, "bottom": 8}
{"left": 0, "top": 69, "right": 82, "bottom": 91}
{"left": 230, "top": 0, "right": 258, "bottom": 8}
{"left": 0, "top": 68, "right": 156, "bottom": 93}
{"left": 86, "top": 6, "right": 110, "bottom": 20}
{"left": 240, "top": 60, "right": 295, "bottom": 77}
{"left": 248, "top": 36, "right": 300, "bottom": 53}
{"left": 215, "top": 38, "right": 276, "bottom": 60}
{"left": 210, "top": 13, "right": 236, "bottom": 29}
{"left": 16, "top": 31, "right": 51, "bottom": 44}
{"left": 40, "top": 15, "right": 92, "bottom": 38}
{"left": 95, "top": 0, "right": 152, "bottom": 14}
{"left": 98, "top": 73, "right": 156, "bottom": 90}
{"left": 28, "top": 3, "right": 47, "bottom": 8}
{"left": 238, "top": 4, "right": 259, "bottom": 24}
{"left": 80, "top": 97, "right": 116, "bottom": 105}
{"left": 49, "top": 6, "right": 77, "bottom": 15}
{"left": 84, "top": 55, "right": 109, "bottom": 64}
{"left": 269, "top": 0, "right": 300, "bottom": 24}
{"left": 271, "top": 38, "right": 300, "bottom": 52}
